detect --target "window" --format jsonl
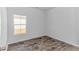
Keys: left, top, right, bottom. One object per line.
{"left": 14, "top": 15, "right": 26, "bottom": 35}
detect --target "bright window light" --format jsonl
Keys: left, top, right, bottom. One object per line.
{"left": 14, "top": 15, "right": 26, "bottom": 35}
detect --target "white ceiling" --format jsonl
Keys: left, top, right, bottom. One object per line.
{"left": 36, "top": 7, "right": 55, "bottom": 10}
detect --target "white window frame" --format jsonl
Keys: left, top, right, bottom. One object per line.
{"left": 14, "top": 15, "right": 27, "bottom": 35}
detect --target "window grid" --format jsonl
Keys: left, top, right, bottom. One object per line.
{"left": 14, "top": 15, "right": 26, "bottom": 35}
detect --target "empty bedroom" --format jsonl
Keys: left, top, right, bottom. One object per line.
{"left": 0, "top": 7, "right": 79, "bottom": 51}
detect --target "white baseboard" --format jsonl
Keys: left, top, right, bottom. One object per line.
{"left": 47, "top": 35, "right": 79, "bottom": 48}
{"left": 8, "top": 34, "right": 46, "bottom": 45}
{"left": 8, "top": 34, "right": 79, "bottom": 48}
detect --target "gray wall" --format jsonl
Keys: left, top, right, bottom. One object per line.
{"left": 7, "top": 7, "right": 79, "bottom": 47}
{"left": 0, "top": 7, "right": 7, "bottom": 49}
{"left": 0, "top": 8, "right": 1, "bottom": 47}
{"left": 46, "top": 8, "right": 78, "bottom": 46}
{"left": 7, "top": 7, "right": 45, "bottom": 44}
{"left": 75, "top": 8, "right": 79, "bottom": 45}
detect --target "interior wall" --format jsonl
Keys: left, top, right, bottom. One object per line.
{"left": 43, "top": 10, "right": 47, "bottom": 35}
{"left": 7, "top": 7, "right": 79, "bottom": 47}
{"left": 0, "top": 8, "right": 1, "bottom": 47}
{"left": 7, "top": 7, "right": 45, "bottom": 44}
{"left": 75, "top": 8, "right": 79, "bottom": 45}
{"left": 0, "top": 7, "right": 7, "bottom": 49}
{"left": 46, "top": 7, "right": 78, "bottom": 46}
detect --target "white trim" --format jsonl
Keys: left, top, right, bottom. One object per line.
{"left": 47, "top": 34, "right": 79, "bottom": 48}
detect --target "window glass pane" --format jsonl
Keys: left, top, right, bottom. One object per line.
{"left": 14, "top": 25, "right": 21, "bottom": 34}
{"left": 20, "top": 19, "right": 26, "bottom": 24}
{"left": 20, "top": 25, "right": 26, "bottom": 33}
{"left": 14, "top": 18, "right": 21, "bottom": 24}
